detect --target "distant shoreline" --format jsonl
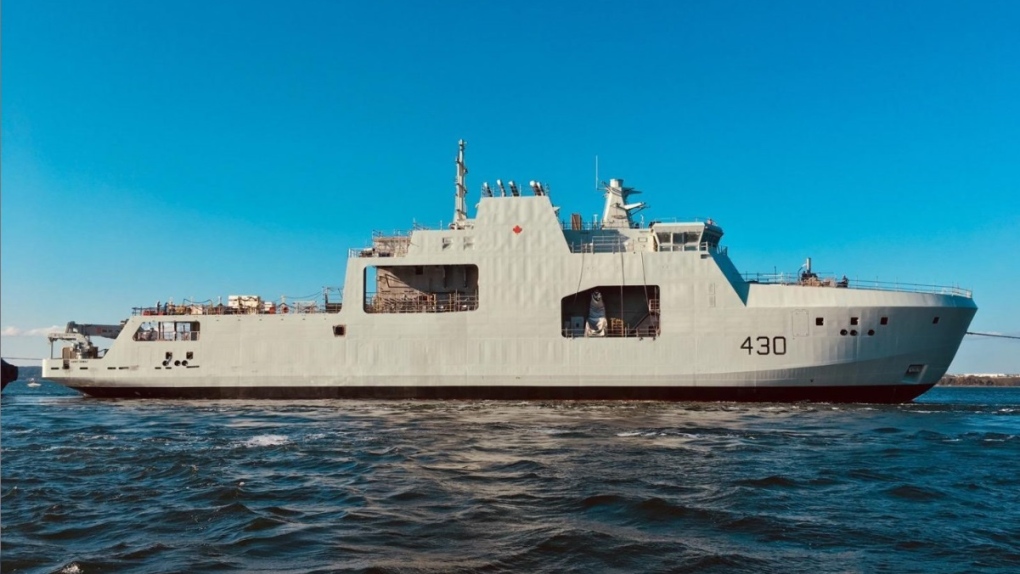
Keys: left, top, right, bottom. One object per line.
{"left": 938, "top": 375, "right": 1020, "bottom": 387}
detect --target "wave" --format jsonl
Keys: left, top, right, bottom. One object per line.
{"left": 240, "top": 434, "right": 289, "bottom": 448}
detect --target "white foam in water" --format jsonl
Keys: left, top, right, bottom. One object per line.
{"left": 243, "top": 434, "right": 290, "bottom": 448}
{"left": 537, "top": 428, "right": 571, "bottom": 435}
{"left": 61, "top": 564, "right": 82, "bottom": 574}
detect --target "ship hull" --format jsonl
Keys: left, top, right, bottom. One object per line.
{"left": 44, "top": 296, "right": 976, "bottom": 403}
{"left": 69, "top": 383, "right": 935, "bottom": 402}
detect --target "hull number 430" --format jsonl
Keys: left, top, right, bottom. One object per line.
{"left": 741, "top": 336, "right": 787, "bottom": 355}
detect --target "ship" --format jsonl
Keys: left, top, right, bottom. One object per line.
{"left": 43, "top": 142, "right": 977, "bottom": 402}
{"left": 1, "top": 359, "right": 18, "bottom": 391}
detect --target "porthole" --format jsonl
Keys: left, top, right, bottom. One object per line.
{"left": 850, "top": 330, "right": 858, "bottom": 336}
{"left": 868, "top": 329, "right": 875, "bottom": 336}
{"left": 840, "top": 329, "right": 848, "bottom": 336}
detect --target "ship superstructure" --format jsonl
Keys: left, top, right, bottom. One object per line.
{"left": 43, "top": 142, "right": 976, "bottom": 401}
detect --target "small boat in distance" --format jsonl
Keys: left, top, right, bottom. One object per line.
{"left": 43, "top": 142, "right": 976, "bottom": 402}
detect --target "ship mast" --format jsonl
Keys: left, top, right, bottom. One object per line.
{"left": 452, "top": 139, "right": 469, "bottom": 229}
{"left": 600, "top": 178, "right": 647, "bottom": 229}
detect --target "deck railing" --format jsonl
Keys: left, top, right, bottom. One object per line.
{"left": 350, "top": 230, "right": 415, "bottom": 258}
{"left": 562, "top": 325, "right": 661, "bottom": 339}
{"left": 742, "top": 272, "right": 972, "bottom": 298}
{"left": 132, "top": 289, "right": 345, "bottom": 317}
{"left": 560, "top": 217, "right": 717, "bottom": 231}
{"left": 364, "top": 292, "right": 479, "bottom": 314}
{"left": 566, "top": 239, "right": 728, "bottom": 256}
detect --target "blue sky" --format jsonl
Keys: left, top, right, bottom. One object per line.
{"left": 2, "top": 0, "right": 1018, "bottom": 372}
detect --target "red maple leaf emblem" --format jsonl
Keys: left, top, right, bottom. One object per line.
{"left": 512, "top": 225, "right": 523, "bottom": 234}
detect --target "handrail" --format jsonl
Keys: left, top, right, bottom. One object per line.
{"left": 646, "top": 217, "right": 717, "bottom": 226}
{"left": 562, "top": 325, "right": 661, "bottom": 338}
{"left": 132, "top": 288, "right": 346, "bottom": 317}
{"left": 364, "top": 292, "right": 479, "bottom": 314}
{"left": 566, "top": 239, "right": 728, "bottom": 255}
{"left": 351, "top": 233, "right": 412, "bottom": 258}
{"left": 560, "top": 217, "right": 717, "bottom": 231}
{"left": 133, "top": 305, "right": 343, "bottom": 317}
{"left": 742, "top": 272, "right": 972, "bottom": 298}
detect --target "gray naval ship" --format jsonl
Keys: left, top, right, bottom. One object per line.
{"left": 44, "top": 142, "right": 976, "bottom": 402}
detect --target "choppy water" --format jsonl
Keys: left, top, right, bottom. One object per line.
{"left": 2, "top": 381, "right": 1019, "bottom": 574}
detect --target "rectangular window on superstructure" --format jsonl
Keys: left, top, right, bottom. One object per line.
{"left": 134, "top": 321, "right": 200, "bottom": 342}
{"left": 333, "top": 325, "right": 346, "bottom": 336}
{"left": 880, "top": 317, "right": 888, "bottom": 325}
{"left": 816, "top": 317, "right": 824, "bottom": 326}
{"left": 655, "top": 232, "right": 671, "bottom": 250}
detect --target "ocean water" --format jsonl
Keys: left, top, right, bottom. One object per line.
{"left": 2, "top": 381, "right": 1018, "bottom": 574}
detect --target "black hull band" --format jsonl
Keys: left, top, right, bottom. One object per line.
{"left": 70, "top": 383, "right": 936, "bottom": 403}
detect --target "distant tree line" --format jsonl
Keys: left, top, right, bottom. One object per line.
{"left": 938, "top": 375, "right": 1020, "bottom": 386}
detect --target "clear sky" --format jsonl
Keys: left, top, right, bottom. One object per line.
{"left": 2, "top": 0, "right": 1018, "bottom": 372}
